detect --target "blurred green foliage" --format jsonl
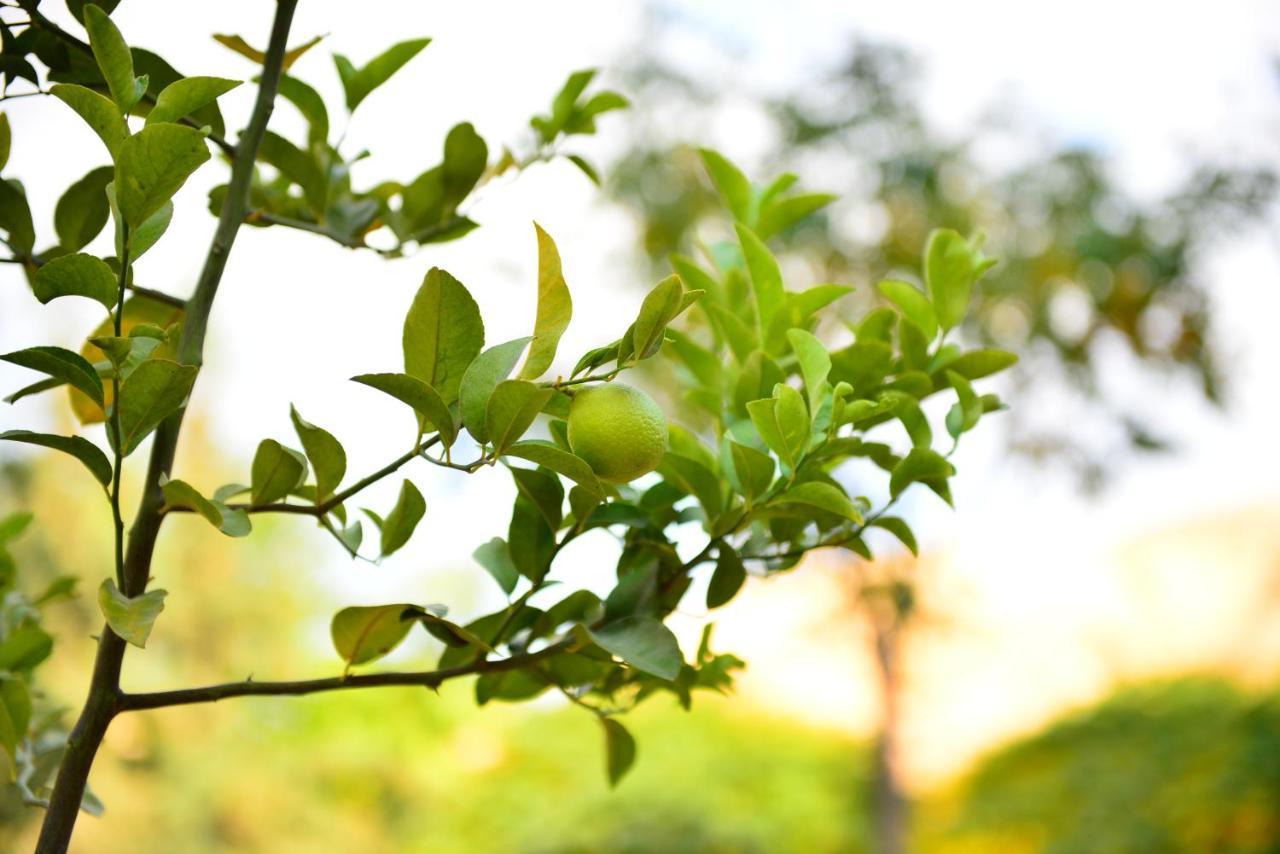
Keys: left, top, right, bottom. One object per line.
{"left": 608, "top": 39, "right": 1275, "bottom": 485}
{"left": 926, "top": 678, "right": 1280, "bottom": 853}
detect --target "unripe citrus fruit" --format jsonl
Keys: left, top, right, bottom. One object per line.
{"left": 567, "top": 383, "right": 668, "bottom": 483}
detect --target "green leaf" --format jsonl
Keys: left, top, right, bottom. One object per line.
{"left": 331, "top": 604, "right": 415, "bottom": 666}
{"left": 112, "top": 358, "right": 197, "bottom": 455}
{"left": 728, "top": 440, "right": 775, "bottom": 504}
{"left": 518, "top": 223, "right": 573, "bottom": 379}
{"left": 0, "top": 179, "right": 32, "bottom": 254}
{"left": 97, "top": 578, "right": 166, "bottom": 648}
{"left": 146, "top": 76, "right": 241, "bottom": 126}
{"left": 290, "top": 406, "right": 346, "bottom": 500}
{"left": 212, "top": 32, "right": 324, "bottom": 70}
{"left": 630, "top": 274, "right": 685, "bottom": 361}
{"left": 870, "top": 516, "right": 918, "bottom": 556}
{"left": 509, "top": 466, "right": 563, "bottom": 532}
{"left": 83, "top": 4, "right": 139, "bottom": 112}
{"left": 787, "top": 329, "right": 831, "bottom": 415}
{"left": 31, "top": 253, "right": 117, "bottom": 311}
{"left": 889, "top": 447, "right": 956, "bottom": 500}
{"left": 54, "top": 166, "right": 114, "bottom": 251}
{"left": 746, "top": 384, "right": 809, "bottom": 475}
{"left": 925, "top": 229, "right": 993, "bottom": 331}
{"left": 277, "top": 74, "right": 329, "bottom": 145}
{"left": 565, "top": 154, "right": 600, "bottom": 185}
{"left": 757, "top": 192, "right": 836, "bottom": 241}
{"left": 945, "top": 370, "right": 982, "bottom": 440}
{"left": 878, "top": 278, "right": 938, "bottom": 340}
{"left": 473, "top": 537, "right": 519, "bottom": 595}
{"left": 402, "top": 267, "right": 484, "bottom": 405}
{"left": 736, "top": 224, "right": 785, "bottom": 334}
{"left": 772, "top": 481, "right": 862, "bottom": 523}
{"left": 380, "top": 480, "right": 426, "bottom": 557}
{"left": 459, "top": 337, "right": 530, "bottom": 444}
{"left": 250, "top": 438, "right": 308, "bottom": 506}
{"left": 763, "top": 284, "right": 853, "bottom": 355}
{"left": 1, "top": 346, "right": 103, "bottom": 405}
{"left": 486, "top": 380, "right": 554, "bottom": 456}
{"left": 505, "top": 441, "right": 603, "bottom": 497}
{"left": 0, "top": 625, "right": 52, "bottom": 671}
{"left": 115, "top": 124, "right": 211, "bottom": 227}
{"left": 50, "top": 84, "right": 129, "bottom": 158}
{"left": 587, "top": 616, "right": 683, "bottom": 681}
{"left": 122, "top": 198, "right": 173, "bottom": 259}
{"left": 707, "top": 545, "right": 746, "bottom": 609}
{"left": 351, "top": 373, "right": 455, "bottom": 449}
{"left": 0, "top": 113, "right": 9, "bottom": 173}
{"left": 160, "top": 478, "right": 249, "bottom": 537}
{"left": 0, "top": 430, "right": 111, "bottom": 488}
{"left": 0, "top": 677, "right": 30, "bottom": 763}
{"left": 698, "top": 148, "right": 753, "bottom": 223}
{"left": 601, "top": 717, "right": 637, "bottom": 787}
{"left": 334, "top": 37, "right": 431, "bottom": 112}
{"left": 942, "top": 348, "right": 1018, "bottom": 380}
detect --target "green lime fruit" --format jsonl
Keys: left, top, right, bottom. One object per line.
{"left": 567, "top": 383, "right": 668, "bottom": 483}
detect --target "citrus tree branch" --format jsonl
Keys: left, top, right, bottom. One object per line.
{"left": 118, "top": 639, "right": 570, "bottom": 711}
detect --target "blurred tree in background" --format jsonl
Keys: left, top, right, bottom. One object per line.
{"left": 608, "top": 36, "right": 1275, "bottom": 487}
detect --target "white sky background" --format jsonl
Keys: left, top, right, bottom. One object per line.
{"left": 2, "top": 0, "right": 1280, "bottom": 777}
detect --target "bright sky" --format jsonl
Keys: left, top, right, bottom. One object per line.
{"left": 2, "top": 0, "right": 1278, "bottom": 787}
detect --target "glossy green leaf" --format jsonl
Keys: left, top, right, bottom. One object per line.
{"left": 698, "top": 148, "right": 753, "bottom": 222}
{"left": 763, "top": 284, "right": 853, "bottom": 355}
{"left": 212, "top": 32, "right": 323, "bottom": 70}
{"left": 772, "top": 481, "right": 862, "bottom": 523}
{"left": 120, "top": 196, "right": 173, "bottom": 260}
{"left": 115, "top": 124, "right": 211, "bottom": 227}
{"left": 870, "top": 516, "right": 918, "bottom": 556}
{"left": 925, "top": 228, "right": 993, "bottom": 331}
{"left": 518, "top": 224, "right": 573, "bottom": 379}
{"left": 630, "top": 274, "right": 685, "bottom": 361}
{"left": 250, "top": 438, "right": 308, "bottom": 506}
{"left": 335, "top": 37, "right": 431, "bottom": 112}
{"left": 473, "top": 537, "right": 519, "bottom": 595}
{"left": 587, "top": 616, "right": 683, "bottom": 681}
{"left": 50, "top": 84, "right": 129, "bottom": 158}
{"left": 145, "top": 76, "right": 241, "bottom": 126}
{"left": 98, "top": 578, "right": 167, "bottom": 648}
{"left": 486, "top": 380, "right": 554, "bottom": 456}
{"left": 878, "top": 278, "right": 938, "bottom": 340}
{"left": 331, "top": 604, "right": 415, "bottom": 666}
{"left": 290, "top": 406, "right": 346, "bottom": 500}
{"left": 31, "top": 253, "right": 117, "bottom": 311}
{"left": 459, "top": 337, "right": 530, "bottom": 444}
{"left": 0, "top": 430, "right": 111, "bottom": 488}
{"left": 403, "top": 267, "right": 484, "bottom": 405}
{"left": 54, "top": 166, "right": 114, "bottom": 251}
{"left": 746, "top": 384, "right": 809, "bottom": 474}
{"left": 728, "top": 440, "right": 775, "bottom": 504}
{"left": 787, "top": 329, "right": 831, "bottom": 414}
{"left": 889, "top": 447, "right": 956, "bottom": 500}
{"left": 601, "top": 717, "right": 636, "bottom": 787}
{"left": 380, "top": 480, "right": 426, "bottom": 557}
{"left": 2, "top": 346, "right": 104, "bottom": 405}
{"left": 736, "top": 224, "right": 785, "bottom": 333}
{"left": 112, "top": 358, "right": 197, "bottom": 455}
{"left": 505, "top": 441, "right": 603, "bottom": 497}
{"left": 351, "top": 372, "right": 456, "bottom": 449}
{"left": 0, "top": 113, "right": 9, "bottom": 173}
{"left": 83, "top": 4, "right": 139, "bottom": 112}
{"left": 707, "top": 545, "right": 746, "bottom": 609}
